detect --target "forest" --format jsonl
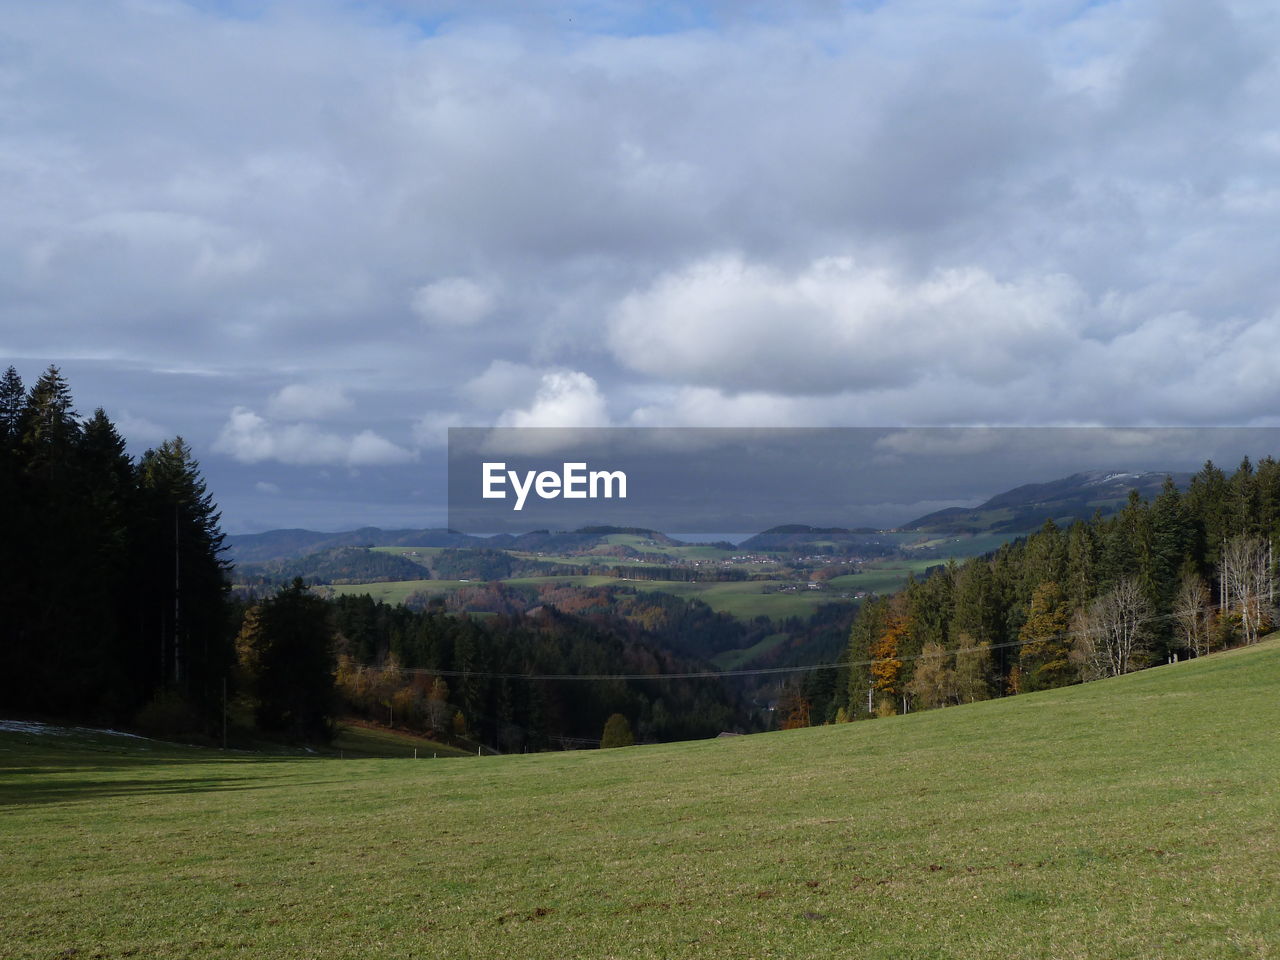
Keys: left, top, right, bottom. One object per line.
{"left": 798, "top": 460, "right": 1280, "bottom": 726}
{"left": 0, "top": 366, "right": 743, "bottom": 748}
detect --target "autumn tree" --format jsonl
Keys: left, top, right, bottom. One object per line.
{"left": 869, "top": 603, "right": 909, "bottom": 700}
{"left": 427, "top": 676, "right": 451, "bottom": 734}
{"left": 777, "top": 681, "right": 812, "bottom": 729}
{"left": 906, "top": 642, "right": 953, "bottom": 711}
{"left": 601, "top": 713, "right": 635, "bottom": 748}
{"left": 952, "top": 636, "right": 992, "bottom": 704}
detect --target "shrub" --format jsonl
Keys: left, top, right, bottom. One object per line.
{"left": 134, "top": 689, "right": 200, "bottom": 738}
{"left": 601, "top": 713, "right": 634, "bottom": 748}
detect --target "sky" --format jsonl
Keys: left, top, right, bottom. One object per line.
{"left": 3, "top": 0, "right": 1279, "bottom": 532}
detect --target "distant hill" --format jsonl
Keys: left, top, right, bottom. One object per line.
{"left": 225, "top": 525, "right": 679, "bottom": 565}
{"left": 902, "top": 470, "right": 1193, "bottom": 534}
{"left": 233, "top": 545, "right": 433, "bottom": 585}
{"left": 737, "top": 526, "right": 899, "bottom": 553}
{"left": 225, "top": 527, "right": 483, "bottom": 564}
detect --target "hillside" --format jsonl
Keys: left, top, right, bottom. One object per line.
{"left": 3, "top": 638, "right": 1277, "bottom": 958}
{"left": 903, "top": 469, "right": 1193, "bottom": 534}
{"left": 224, "top": 527, "right": 483, "bottom": 564}
{"left": 225, "top": 526, "right": 680, "bottom": 565}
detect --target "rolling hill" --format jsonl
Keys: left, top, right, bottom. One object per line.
{"left": 3, "top": 636, "right": 1277, "bottom": 958}
{"left": 902, "top": 469, "right": 1193, "bottom": 534}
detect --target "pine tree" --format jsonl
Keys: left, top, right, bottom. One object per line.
{"left": 135, "top": 437, "right": 231, "bottom": 717}
{"left": 1017, "top": 581, "right": 1074, "bottom": 692}
{"left": 240, "top": 579, "right": 337, "bottom": 740}
{"left": 0, "top": 366, "right": 24, "bottom": 444}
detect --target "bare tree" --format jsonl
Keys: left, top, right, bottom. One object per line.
{"left": 426, "top": 676, "right": 451, "bottom": 734}
{"left": 952, "top": 636, "right": 992, "bottom": 704}
{"left": 1070, "top": 606, "right": 1104, "bottom": 682}
{"left": 906, "top": 642, "right": 953, "bottom": 710}
{"left": 1220, "top": 535, "right": 1273, "bottom": 645}
{"left": 1077, "top": 578, "right": 1151, "bottom": 678}
{"left": 1172, "top": 571, "right": 1211, "bottom": 657}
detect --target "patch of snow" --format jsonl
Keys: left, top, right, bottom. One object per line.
{"left": 0, "top": 719, "right": 157, "bottom": 742}
{"left": 0, "top": 720, "right": 68, "bottom": 735}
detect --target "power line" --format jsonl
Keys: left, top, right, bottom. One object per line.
{"left": 351, "top": 608, "right": 1190, "bottom": 683}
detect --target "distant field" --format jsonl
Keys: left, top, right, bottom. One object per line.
{"left": 4, "top": 639, "right": 1278, "bottom": 958}
{"left": 370, "top": 546, "right": 447, "bottom": 559}
{"left": 712, "top": 631, "right": 791, "bottom": 670}
{"left": 902, "top": 531, "right": 1017, "bottom": 558}
{"left": 827, "top": 558, "right": 942, "bottom": 595}
{"left": 325, "top": 539, "right": 995, "bottom": 624}
{"left": 323, "top": 579, "right": 472, "bottom": 604}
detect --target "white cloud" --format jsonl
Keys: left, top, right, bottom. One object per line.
{"left": 213, "top": 407, "right": 415, "bottom": 466}
{"left": 348, "top": 429, "right": 417, "bottom": 466}
{"left": 267, "top": 383, "right": 352, "bottom": 419}
{"left": 410, "top": 277, "right": 496, "bottom": 327}
{"left": 461, "top": 360, "right": 543, "bottom": 410}
{"left": 6, "top": 0, "right": 1280, "bottom": 527}
{"left": 497, "top": 370, "right": 610, "bottom": 428}
{"left": 112, "top": 410, "right": 169, "bottom": 443}
{"left": 254, "top": 481, "right": 281, "bottom": 495}
{"left": 609, "top": 254, "right": 1083, "bottom": 395}
{"left": 412, "top": 410, "right": 467, "bottom": 449}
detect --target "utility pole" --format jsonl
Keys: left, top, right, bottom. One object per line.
{"left": 1220, "top": 538, "right": 1227, "bottom": 614}
{"left": 173, "top": 502, "right": 181, "bottom": 686}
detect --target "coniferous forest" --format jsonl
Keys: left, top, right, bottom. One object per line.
{"left": 1, "top": 365, "right": 231, "bottom": 730}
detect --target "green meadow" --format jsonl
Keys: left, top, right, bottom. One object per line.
{"left": 4, "top": 638, "right": 1279, "bottom": 958}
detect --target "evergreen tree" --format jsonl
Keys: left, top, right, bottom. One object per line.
{"left": 135, "top": 437, "right": 231, "bottom": 717}
{"left": 1017, "top": 581, "right": 1074, "bottom": 692}
{"left": 1063, "top": 520, "right": 1099, "bottom": 611}
{"left": 0, "top": 366, "right": 24, "bottom": 442}
{"left": 240, "top": 579, "right": 337, "bottom": 740}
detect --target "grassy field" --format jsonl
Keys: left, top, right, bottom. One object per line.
{"left": 4, "top": 639, "right": 1279, "bottom": 958}
{"left": 711, "top": 631, "right": 791, "bottom": 670}
{"left": 328, "top": 722, "right": 472, "bottom": 759}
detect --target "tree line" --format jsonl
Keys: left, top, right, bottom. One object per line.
{"left": 326, "top": 592, "right": 746, "bottom": 751}
{"left": 0, "top": 365, "right": 232, "bottom": 730}
{"left": 0, "top": 367, "right": 747, "bottom": 748}
{"left": 815, "top": 460, "right": 1279, "bottom": 724}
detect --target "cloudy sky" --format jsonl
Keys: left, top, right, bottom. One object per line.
{"left": 3, "top": 0, "right": 1279, "bottom": 531}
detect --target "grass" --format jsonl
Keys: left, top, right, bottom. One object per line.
{"left": 4, "top": 639, "right": 1280, "bottom": 958}
{"left": 711, "top": 631, "right": 791, "bottom": 670}
{"left": 327, "top": 722, "right": 472, "bottom": 760}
